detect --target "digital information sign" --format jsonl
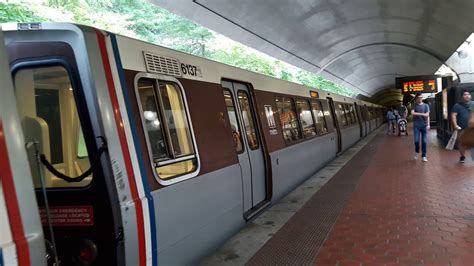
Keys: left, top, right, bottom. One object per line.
{"left": 396, "top": 75, "right": 441, "bottom": 94}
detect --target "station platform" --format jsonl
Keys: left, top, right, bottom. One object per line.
{"left": 203, "top": 125, "right": 474, "bottom": 266}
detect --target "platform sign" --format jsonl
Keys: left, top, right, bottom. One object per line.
{"left": 396, "top": 75, "right": 440, "bottom": 94}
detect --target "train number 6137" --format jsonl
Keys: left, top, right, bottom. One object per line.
{"left": 181, "top": 63, "right": 198, "bottom": 76}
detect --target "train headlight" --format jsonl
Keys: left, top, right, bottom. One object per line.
{"left": 73, "top": 238, "right": 97, "bottom": 266}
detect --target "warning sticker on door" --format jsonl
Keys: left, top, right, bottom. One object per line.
{"left": 40, "top": 206, "right": 94, "bottom": 226}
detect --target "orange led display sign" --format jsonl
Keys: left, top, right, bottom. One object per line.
{"left": 310, "top": 90, "right": 319, "bottom": 98}
{"left": 396, "top": 75, "right": 439, "bottom": 94}
{"left": 402, "top": 79, "right": 436, "bottom": 93}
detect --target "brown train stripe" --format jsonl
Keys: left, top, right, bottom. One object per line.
{"left": 246, "top": 132, "right": 384, "bottom": 266}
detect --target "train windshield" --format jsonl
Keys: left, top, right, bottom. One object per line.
{"left": 13, "top": 66, "right": 92, "bottom": 188}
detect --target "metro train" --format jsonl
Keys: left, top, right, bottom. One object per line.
{"left": 0, "top": 23, "right": 385, "bottom": 265}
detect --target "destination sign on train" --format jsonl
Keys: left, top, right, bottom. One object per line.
{"left": 396, "top": 75, "right": 440, "bottom": 94}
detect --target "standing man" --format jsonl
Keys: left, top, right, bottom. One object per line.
{"left": 451, "top": 89, "right": 474, "bottom": 163}
{"left": 411, "top": 93, "right": 430, "bottom": 162}
{"left": 387, "top": 108, "right": 396, "bottom": 135}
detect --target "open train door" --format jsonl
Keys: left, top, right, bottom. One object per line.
{"left": 0, "top": 28, "right": 46, "bottom": 266}
{"left": 327, "top": 97, "right": 342, "bottom": 154}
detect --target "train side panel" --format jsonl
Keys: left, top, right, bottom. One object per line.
{"left": 112, "top": 36, "right": 247, "bottom": 264}
{"left": 340, "top": 125, "right": 360, "bottom": 151}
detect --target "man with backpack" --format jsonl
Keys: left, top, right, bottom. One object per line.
{"left": 451, "top": 89, "right": 474, "bottom": 163}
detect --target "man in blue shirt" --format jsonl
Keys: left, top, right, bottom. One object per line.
{"left": 411, "top": 93, "right": 430, "bottom": 162}
{"left": 451, "top": 89, "right": 474, "bottom": 163}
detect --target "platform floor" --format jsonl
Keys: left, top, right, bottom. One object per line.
{"left": 203, "top": 125, "right": 474, "bottom": 266}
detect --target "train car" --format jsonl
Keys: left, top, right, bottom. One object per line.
{"left": 1, "top": 22, "right": 383, "bottom": 265}
{"left": 0, "top": 28, "right": 46, "bottom": 266}
{"left": 436, "top": 83, "right": 474, "bottom": 145}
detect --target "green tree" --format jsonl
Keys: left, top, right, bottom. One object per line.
{"left": 0, "top": 3, "right": 46, "bottom": 23}
{"left": 110, "top": 0, "right": 214, "bottom": 57}
{"left": 0, "top": 0, "right": 357, "bottom": 97}
{"left": 211, "top": 46, "right": 277, "bottom": 77}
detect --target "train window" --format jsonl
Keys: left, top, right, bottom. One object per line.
{"left": 343, "top": 104, "right": 353, "bottom": 125}
{"left": 14, "top": 66, "right": 92, "bottom": 188}
{"left": 137, "top": 78, "right": 169, "bottom": 160}
{"left": 237, "top": 91, "right": 259, "bottom": 150}
{"left": 136, "top": 77, "right": 198, "bottom": 182}
{"left": 295, "top": 99, "right": 316, "bottom": 138}
{"left": 337, "top": 103, "right": 348, "bottom": 126}
{"left": 158, "top": 81, "right": 195, "bottom": 157}
{"left": 311, "top": 101, "right": 328, "bottom": 135}
{"left": 347, "top": 104, "right": 357, "bottom": 124}
{"left": 275, "top": 96, "right": 302, "bottom": 142}
{"left": 223, "top": 90, "right": 244, "bottom": 153}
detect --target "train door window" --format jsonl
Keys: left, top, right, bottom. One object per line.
{"left": 275, "top": 96, "right": 302, "bottom": 142}
{"left": 347, "top": 104, "right": 354, "bottom": 124}
{"left": 136, "top": 77, "right": 198, "bottom": 182}
{"left": 223, "top": 90, "right": 244, "bottom": 153}
{"left": 349, "top": 104, "right": 357, "bottom": 123}
{"left": 336, "top": 103, "right": 348, "bottom": 127}
{"left": 295, "top": 99, "right": 316, "bottom": 138}
{"left": 13, "top": 66, "right": 92, "bottom": 188}
{"left": 311, "top": 101, "right": 328, "bottom": 135}
{"left": 237, "top": 91, "right": 259, "bottom": 150}
{"left": 343, "top": 104, "right": 353, "bottom": 125}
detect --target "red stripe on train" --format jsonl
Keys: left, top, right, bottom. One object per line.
{"left": 95, "top": 31, "right": 146, "bottom": 266}
{"left": 0, "top": 120, "right": 31, "bottom": 266}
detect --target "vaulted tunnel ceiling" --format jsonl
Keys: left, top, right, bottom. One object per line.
{"left": 153, "top": 0, "right": 474, "bottom": 97}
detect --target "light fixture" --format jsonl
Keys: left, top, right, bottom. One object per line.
{"left": 456, "top": 40, "right": 471, "bottom": 59}
{"left": 456, "top": 49, "right": 469, "bottom": 59}
{"left": 144, "top": 111, "right": 157, "bottom": 121}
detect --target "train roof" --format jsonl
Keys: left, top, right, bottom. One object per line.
{"left": 2, "top": 22, "right": 383, "bottom": 107}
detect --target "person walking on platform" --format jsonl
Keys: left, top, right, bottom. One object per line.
{"left": 451, "top": 90, "right": 474, "bottom": 163}
{"left": 398, "top": 103, "right": 407, "bottom": 119}
{"left": 393, "top": 107, "right": 400, "bottom": 120}
{"left": 412, "top": 93, "right": 430, "bottom": 162}
{"left": 387, "top": 108, "right": 396, "bottom": 135}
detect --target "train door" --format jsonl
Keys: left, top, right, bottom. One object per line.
{"left": 221, "top": 80, "right": 266, "bottom": 216}
{"left": 364, "top": 105, "right": 371, "bottom": 132}
{"left": 354, "top": 103, "right": 365, "bottom": 138}
{"left": 7, "top": 42, "right": 121, "bottom": 265}
{"left": 327, "top": 97, "right": 342, "bottom": 154}
{"left": 0, "top": 29, "right": 46, "bottom": 266}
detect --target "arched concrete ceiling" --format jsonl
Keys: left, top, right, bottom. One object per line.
{"left": 370, "top": 88, "right": 404, "bottom": 107}
{"left": 153, "top": 0, "right": 474, "bottom": 97}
